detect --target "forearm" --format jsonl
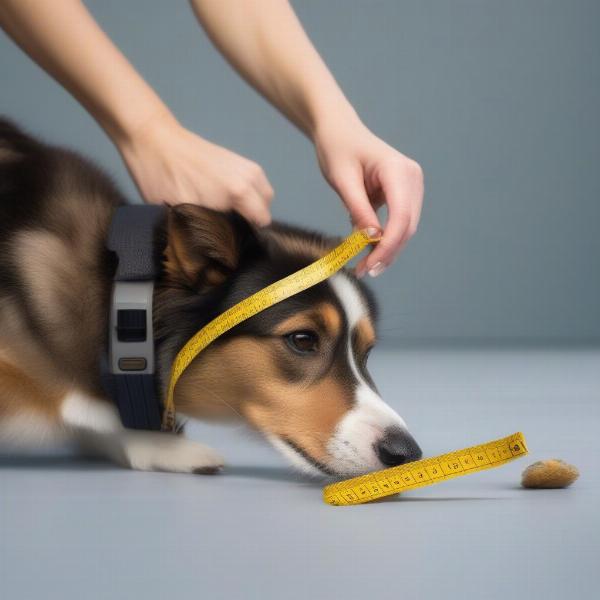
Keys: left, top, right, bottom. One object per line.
{"left": 190, "top": 0, "right": 360, "bottom": 138}
{"left": 0, "top": 0, "right": 170, "bottom": 142}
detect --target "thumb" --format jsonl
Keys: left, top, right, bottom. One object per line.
{"left": 334, "top": 167, "right": 382, "bottom": 276}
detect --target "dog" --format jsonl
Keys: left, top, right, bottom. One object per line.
{"left": 0, "top": 119, "right": 421, "bottom": 477}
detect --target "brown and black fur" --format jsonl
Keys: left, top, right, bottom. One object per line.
{"left": 0, "top": 119, "right": 420, "bottom": 476}
{"left": 0, "top": 119, "right": 121, "bottom": 412}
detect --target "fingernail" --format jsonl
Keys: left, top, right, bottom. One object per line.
{"left": 368, "top": 262, "right": 386, "bottom": 277}
{"left": 365, "top": 226, "right": 382, "bottom": 240}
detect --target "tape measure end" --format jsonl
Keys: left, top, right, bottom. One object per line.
{"left": 161, "top": 408, "right": 177, "bottom": 433}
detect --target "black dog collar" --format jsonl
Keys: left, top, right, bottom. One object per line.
{"left": 100, "top": 205, "right": 166, "bottom": 430}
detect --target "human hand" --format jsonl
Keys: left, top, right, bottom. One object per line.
{"left": 117, "top": 111, "right": 274, "bottom": 226}
{"left": 314, "top": 119, "right": 424, "bottom": 277}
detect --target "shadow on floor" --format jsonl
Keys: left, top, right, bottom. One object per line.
{"left": 0, "top": 455, "right": 323, "bottom": 484}
{"left": 380, "top": 495, "right": 507, "bottom": 503}
{"left": 225, "top": 464, "right": 323, "bottom": 485}
{"left": 0, "top": 454, "right": 117, "bottom": 471}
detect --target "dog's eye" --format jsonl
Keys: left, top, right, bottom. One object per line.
{"left": 361, "top": 346, "right": 373, "bottom": 368}
{"left": 285, "top": 331, "right": 319, "bottom": 354}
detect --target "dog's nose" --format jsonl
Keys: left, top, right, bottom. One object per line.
{"left": 375, "top": 427, "right": 422, "bottom": 467}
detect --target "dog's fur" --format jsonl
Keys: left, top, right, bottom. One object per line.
{"left": 0, "top": 119, "right": 421, "bottom": 476}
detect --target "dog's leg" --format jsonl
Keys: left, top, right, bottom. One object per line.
{"left": 60, "top": 390, "right": 224, "bottom": 474}
{"left": 0, "top": 357, "right": 69, "bottom": 447}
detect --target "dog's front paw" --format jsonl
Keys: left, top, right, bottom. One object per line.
{"left": 192, "top": 465, "right": 223, "bottom": 475}
{"left": 123, "top": 433, "right": 225, "bottom": 474}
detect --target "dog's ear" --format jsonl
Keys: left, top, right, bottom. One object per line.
{"left": 163, "top": 204, "right": 257, "bottom": 289}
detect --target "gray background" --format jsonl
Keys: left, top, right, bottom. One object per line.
{"left": 1, "top": 3, "right": 599, "bottom": 600}
{"left": 1, "top": 0, "right": 598, "bottom": 343}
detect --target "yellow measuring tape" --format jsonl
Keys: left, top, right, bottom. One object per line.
{"left": 162, "top": 228, "right": 380, "bottom": 431}
{"left": 323, "top": 432, "right": 528, "bottom": 505}
{"left": 162, "top": 228, "right": 527, "bottom": 506}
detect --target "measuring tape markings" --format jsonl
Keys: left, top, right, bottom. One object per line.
{"left": 162, "top": 229, "right": 378, "bottom": 431}
{"left": 159, "top": 229, "right": 528, "bottom": 507}
{"left": 323, "top": 432, "right": 528, "bottom": 506}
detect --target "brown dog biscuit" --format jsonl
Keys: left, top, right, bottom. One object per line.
{"left": 521, "top": 459, "right": 579, "bottom": 489}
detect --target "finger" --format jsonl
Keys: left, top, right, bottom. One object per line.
{"left": 249, "top": 163, "right": 275, "bottom": 206}
{"left": 355, "top": 211, "right": 410, "bottom": 277}
{"left": 335, "top": 167, "right": 385, "bottom": 276}
{"left": 352, "top": 189, "right": 388, "bottom": 276}
{"left": 333, "top": 171, "right": 374, "bottom": 273}
{"left": 366, "top": 208, "right": 411, "bottom": 273}
{"left": 359, "top": 170, "right": 415, "bottom": 276}
{"left": 335, "top": 166, "right": 381, "bottom": 231}
{"left": 336, "top": 169, "right": 382, "bottom": 277}
{"left": 235, "top": 186, "right": 272, "bottom": 227}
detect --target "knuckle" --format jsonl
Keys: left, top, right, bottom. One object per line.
{"left": 408, "top": 159, "right": 424, "bottom": 181}
{"left": 384, "top": 156, "right": 405, "bottom": 171}
{"left": 330, "top": 167, "right": 355, "bottom": 190}
{"left": 253, "top": 210, "right": 271, "bottom": 227}
{"left": 248, "top": 162, "right": 264, "bottom": 179}
{"left": 407, "top": 221, "right": 418, "bottom": 237}
{"left": 349, "top": 211, "right": 371, "bottom": 228}
{"left": 264, "top": 186, "right": 275, "bottom": 202}
{"left": 230, "top": 180, "right": 251, "bottom": 199}
{"left": 397, "top": 209, "right": 412, "bottom": 224}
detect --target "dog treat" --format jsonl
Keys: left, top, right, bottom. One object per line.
{"left": 521, "top": 459, "right": 579, "bottom": 489}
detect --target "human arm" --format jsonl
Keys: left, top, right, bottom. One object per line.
{"left": 0, "top": 0, "right": 273, "bottom": 225}
{"left": 190, "top": 0, "right": 424, "bottom": 275}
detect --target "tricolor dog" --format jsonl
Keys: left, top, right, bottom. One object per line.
{"left": 0, "top": 119, "right": 421, "bottom": 477}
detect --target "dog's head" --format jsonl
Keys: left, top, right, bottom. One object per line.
{"left": 157, "top": 205, "right": 421, "bottom": 476}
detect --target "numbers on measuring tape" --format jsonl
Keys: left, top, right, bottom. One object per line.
{"left": 425, "top": 464, "right": 444, "bottom": 479}
{"left": 441, "top": 460, "right": 463, "bottom": 475}
{"left": 400, "top": 472, "right": 416, "bottom": 484}
{"left": 411, "top": 468, "right": 430, "bottom": 482}
{"left": 164, "top": 230, "right": 375, "bottom": 431}
{"left": 357, "top": 485, "right": 370, "bottom": 497}
{"left": 474, "top": 452, "right": 489, "bottom": 466}
{"left": 497, "top": 444, "right": 512, "bottom": 460}
{"left": 323, "top": 432, "right": 528, "bottom": 506}
{"left": 459, "top": 454, "right": 476, "bottom": 469}
{"left": 486, "top": 448, "right": 500, "bottom": 463}
{"left": 367, "top": 482, "right": 381, "bottom": 495}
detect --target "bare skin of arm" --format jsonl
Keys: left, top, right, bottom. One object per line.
{"left": 0, "top": 0, "right": 273, "bottom": 226}
{"left": 190, "top": 0, "right": 424, "bottom": 276}
{"left": 0, "top": 0, "right": 423, "bottom": 275}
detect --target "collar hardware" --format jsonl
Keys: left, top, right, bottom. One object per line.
{"left": 100, "top": 205, "right": 166, "bottom": 431}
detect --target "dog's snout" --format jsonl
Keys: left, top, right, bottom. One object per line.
{"left": 375, "top": 427, "right": 422, "bottom": 467}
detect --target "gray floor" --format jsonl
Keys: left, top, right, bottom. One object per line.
{"left": 1, "top": 347, "right": 598, "bottom": 600}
